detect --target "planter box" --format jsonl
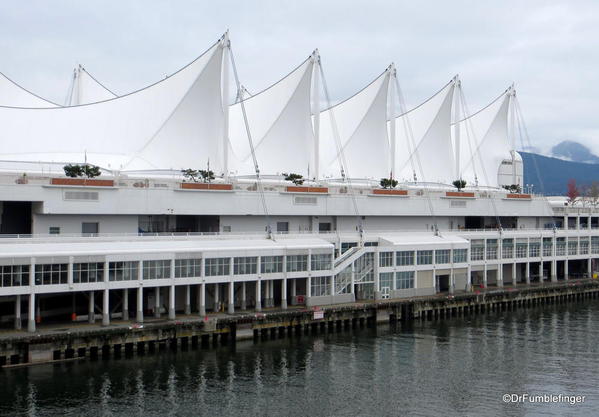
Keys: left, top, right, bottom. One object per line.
{"left": 180, "top": 182, "right": 233, "bottom": 191}
{"left": 285, "top": 186, "right": 328, "bottom": 193}
{"left": 51, "top": 178, "right": 114, "bottom": 187}
{"left": 445, "top": 191, "right": 475, "bottom": 198}
{"left": 507, "top": 193, "right": 531, "bottom": 199}
{"left": 372, "top": 189, "right": 408, "bottom": 196}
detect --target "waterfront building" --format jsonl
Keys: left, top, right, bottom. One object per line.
{"left": 0, "top": 33, "right": 596, "bottom": 332}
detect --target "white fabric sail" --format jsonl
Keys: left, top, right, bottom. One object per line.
{"left": 394, "top": 81, "right": 455, "bottom": 184}
{"left": 320, "top": 70, "right": 391, "bottom": 179}
{"left": 0, "top": 72, "right": 58, "bottom": 108}
{"left": 68, "top": 67, "right": 118, "bottom": 105}
{"left": 228, "top": 57, "right": 315, "bottom": 177}
{"left": 457, "top": 89, "right": 512, "bottom": 187}
{"left": 0, "top": 41, "right": 225, "bottom": 172}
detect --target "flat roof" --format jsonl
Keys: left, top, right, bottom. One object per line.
{"left": 378, "top": 232, "right": 469, "bottom": 246}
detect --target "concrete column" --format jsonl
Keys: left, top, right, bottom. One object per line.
{"left": 374, "top": 249, "right": 381, "bottom": 299}
{"left": 67, "top": 256, "right": 74, "bottom": 286}
{"left": 551, "top": 259, "right": 557, "bottom": 282}
{"left": 136, "top": 287, "right": 143, "bottom": 323}
{"left": 122, "top": 288, "right": 129, "bottom": 321}
{"left": 588, "top": 258, "right": 592, "bottom": 278}
{"left": 199, "top": 283, "right": 206, "bottom": 316}
{"left": 255, "top": 280, "right": 262, "bottom": 311}
{"left": 184, "top": 285, "right": 191, "bottom": 315}
{"left": 88, "top": 291, "right": 95, "bottom": 323}
{"left": 27, "top": 293, "right": 35, "bottom": 333}
{"left": 154, "top": 287, "right": 160, "bottom": 318}
{"left": 307, "top": 276, "right": 312, "bottom": 300}
{"left": 291, "top": 278, "right": 297, "bottom": 303}
{"left": 512, "top": 263, "right": 517, "bottom": 286}
{"left": 102, "top": 289, "right": 110, "bottom": 326}
{"left": 497, "top": 263, "right": 504, "bottom": 288}
{"left": 565, "top": 259, "right": 569, "bottom": 280}
{"left": 241, "top": 281, "right": 247, "bottom": 310}
{"left": 576, "top": 216, "right": 580, "bottom": 230}
{"left": 228, "top": 281, "right": 235, "bottom": 314}
{"left": 525, "top": 263, "right": 530, "bottom": 285}
{"left": 168, "top": 285, "right": 176, "bottom": 320}
{"left": 449, "top": 269, "right": 455, "bottom": 295}
{"left": 281, "top": 278, "right": 288, "bottom": 309}
{"left": 483, "top": 264, "right": 488, "bottom": 288}
{"left": 563, "top": 215, "right": 568, "bottom": 230}
{"left": 269, "top": 278, "right": 274, "bottom": 305}
{"left": 213, "top": 283, "right": 219, "bottom": 312}
{"left": 264, "top": 280, "right": 269, "bottom": 308}
{"left": 14, "top": 295, "right": 21, "bottom": 330}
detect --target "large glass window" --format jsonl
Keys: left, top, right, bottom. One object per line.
{"left": 35, "top": 264, "right": 68, "bottom": 285}
{"left": 516, "top": 242, "right": 528, "bottom": 258}
{"left": 435, "top": 250, "right": 450, "bottom": 264}
{"left": 0, "top": 265, "right": 29, "bottom": 287}
{"left": 486, "top": 239, "right": 498, "bottom": 260}
{"left": 205, "top": 258, "right": 230, "bottom": 276}
{"left": 556, "top": 238, "right": 566, "bottom": 256}
{"left": 109, "top": 261, "right": 138, "bottom": 281}
{"left": 417, "top": 250, "right": 433, "bottom": 265}
{"left": 568, "top": 239, "right": 578, "bottom": 255}
{"left": 529, "top": 241, "right": 541, "bottom": 257}
{"left": 143, "top": 260, "right": 171, "bottom": 279}
{"left": 311, "top": 254, "right": 332, "bottom": 271}
{"left": 287, "top": 255, "right": 308, "bottom": 272}
{"left": 379, "top": 252, "right": 393, "bottom": 268}
{"left": 396, "top": 251, "right": 414, "bottom": 266}
{"left": 542, "top": 238, "right": 552, "bottom": 256}
{"left": 502, "top": 239, "right": 514, "bottom": 258}
{"left": 261, "top": 256, "right": 283, "bottom": 274}
{"left": 379, "top": 272, "right": 394, "bottom": 290}
{"left": 592, "top": 236, "right": 599, "bottom": 254}
{"left": 311, "top": 276, "right": 330, "bottom": 297}
{"left": 234, "top": 257, "right": 258, "bottom": 275}
{"left": 453, "top": 249, "right": 468, "bottom": 263}
{"left": 74, "top": 262, "right": 104, "bottom": 283}
{"left": 395, "top": 271, "right": 414, "bottom": 289}
{"left": 174, "top": 259, "right": 202, "bottom": 278}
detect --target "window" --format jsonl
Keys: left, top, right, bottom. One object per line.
{"left": 311, "top": 254, "right": 332, "bottom": 271}
{"left": 318, "top": 222, "right": 331, "bottom": 232}
{"left": 0, "top": 265, "right": 29, "bottom": 287}
{"left": 234, "top": 257, "right": 258, "bottom": 275}
{"left": 395, "top": 271, "right": 414, "bottom": 289}
{"left": 435, "top": 250, "right": 450, "bottom": 264}
{"left": 453, "top": 249, "right": 468, "bottom": 263}
{"left": 502, "top": 239, "right": 514, "bottom": 258}
{"left": 580, "top": 238, "right": 589, "bottom": 254}
{"left": 82, "top": 222, "right": 99, "bottom": 234}
{"left": 74, "top": 262, "right": 104, "bottom": 283}
{"left": 222, "top": 225, "right": 232, "bottom": 233}
{"left": 205, "top": 258, "right": 230, "bottom": 276}
{"left": 379, "top": 272, "right": 393, "bottom": 290}
{"left": 49, "top": 227, "right": 60, "bottom": 235}
{"left": 529, "top": 242, "right": 540, "bottom": 257}
{"left": 568, "top": 240, "right": 578, "bottom": 255}
{"left": 542, "top": 238, "right": 553, "bottom": 256}
{"left": 109, "top": 261, "right": 138, "bottom": 281}
{"left": 287, "top": 255, "right": 308, "bottom": 272}
{"left": 396, "top": 251, "right": 414, "bottom": 266}
{"left": 143, "top": 260, "right": 171, "bottom": 279}
{"left": 516, "top": 242, "right": 528, "bottom": 258}
{"left": 486, "top": 240, "right": 498, "bottom": 260}
{"left": 592, "top": 237, "right": 599, "bottom": 254}
{"left": 35, "top": 264, "right": 68, "bottom": 285}
{"left": 261, "top": 256, "right": 283, "bottom": 274}
{"left": 311, "top": 276, "right": 330, "bottom": 297}
{"left": 175, "top": 259, "right": 202, "bottom": 278}
{"left": 417, "top": 250, "right": 433, "bottom": 265}
{"left": 556, "top": 238, "right": 566, "bottom": 256}
{"left": 276, "top": 222, "right": 289, "bottom": 233}
{"left": 379, "top": 252, "right": 393, "bottom": 268}
{"left": 341, "top": 242, "right": 357, "bottom": 254}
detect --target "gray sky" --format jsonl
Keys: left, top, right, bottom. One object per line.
{"left": 1, "top": 0, "right": 597, "bottom": 154}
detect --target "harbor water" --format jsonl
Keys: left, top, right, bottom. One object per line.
{"left": 1, "top": 300, "right": 598, "bottom": 416}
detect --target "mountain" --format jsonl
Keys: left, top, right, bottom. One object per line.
{"left": 521, "top": 151, "right": 599, "bottom": 195}
{"left": 551, "top": 140, "right": 599, "bottom": 164}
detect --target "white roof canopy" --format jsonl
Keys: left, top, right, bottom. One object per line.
{"left": 67, "top": 66, "right": 118, "bottom": 105}
{"left": 0, "top": 39, "right": 225, "bottom": 172}
{"left": 0, "top": 72, "right": 58, "bottom": 108}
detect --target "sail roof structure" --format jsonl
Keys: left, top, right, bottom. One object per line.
{"left": 393, "top": 80, "right": 456, "bottom": 184}
{"left": 67, "top": 66, "right": 118, "bottom": 105}
{"left": 319, "top": 69, "right": 391, "bottom": 179}
{"left": 0, "top": 39, "right": 225, "bottom": 172}
{"left": 0, "top": 72, "right": 59, "bottom": 108}
{"left": 228, "top": 55, "right": 316, "bottom": 177}
{"left": 456, "top": 88, "right": 513, "bottom": 187}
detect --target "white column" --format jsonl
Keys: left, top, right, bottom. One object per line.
{"left": 136, "top": 287, "right": 143, "bottom": 323}
{"left": 14, "top": 295, "right": 21, "bottom": 330}
{"left": 564, "top": 215, "right": 568, "bottom": 230}
{"left": 576, "top": 216, "right": 581, "bottom": 230}
{"left": 565, "top": 259, "right": 569, "bottom": 280}
{"left": 199, "top": 283, "right": 206, "bottom": 316}
{"left": 228, "top": 281, "right": 235, "bottom": 314}
{"left": 269, "top": 278, "right": 274, "bottom": 304}
{"left": 255, "top": 280, "right": 262, "bottom": 311}
{"left": 102, "top": 289, "right": 110, "bottom": 326}
{"left": 374, "top": 249, "right": 381, "bottom": 299}
{"left": 154, "top": 287, "right": 160, "bottom": 318}
{"left": 467, "top": 264, "right": 472, "bottom": 291}
{"left": 28, "top": 293, "right": 36, "bottom": 333}
{"left": 213, "top": 283, "right": 219, "bottom": 312}
{"left": 588, "top": 258, "right": 592, "bottom": 278}
{"left": 88, "top": 291, "right": 95, "bottom": 323}
{"left": 512, "top": 262, "right": 517, "bottom": 286}
{"left": 185, "top": 285, "right": 191, "bottom": 315}
{"left": 291, "top": 278, "right": 297, "bottom": 298}
{"left": 497, "top": 263, "right": 503, "bottom": 288}
{"left": 281, "top": 278, "right": 288, "bottom": 309}
{"left": 449, "top": 269, "right": 455, "bottom": 295}
{"left": 497, "top": 238, "right": 503, "bottom": 287}
{"left": 307, "top": 276, "right": 312, "bottom": 300}
{"left": 67, "top": 256, "right": 74, "bottom": 286}
{"left": 525, "top": 262, "right": 530, "bottom": 284}
{"left": 241, "top": 281, "right": 247, "bottom": 310}
{"left": 122, "top": 288, "right": 129, "bottom": 320}
{"left": 264, "top": 279, "right": 270, "bottom": 308}
{"left": 483, "top": 264, "right": 488, "bottom": 288}
{"left": 168, "top": 285, "right": 176, "bottom": 320}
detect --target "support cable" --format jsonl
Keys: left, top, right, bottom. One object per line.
{"left": 229, "top": 45, "right": 274, "bottom": 239}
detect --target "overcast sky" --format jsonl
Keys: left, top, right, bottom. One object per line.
{"left": 0, "top": 0, "right": 597, "bottom": 154}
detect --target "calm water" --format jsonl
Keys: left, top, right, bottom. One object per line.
{"left": 2, "top": 301, "right": 599, "bottom": 417}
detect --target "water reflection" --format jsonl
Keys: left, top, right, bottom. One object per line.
{"left": 1, "top": 301, "right": 599, "bottom": 416}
